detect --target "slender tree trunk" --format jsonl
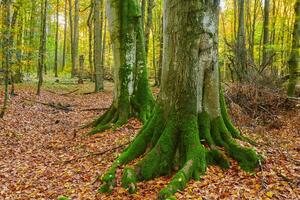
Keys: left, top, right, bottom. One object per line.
{"left": 37, "top": 0, "right": 48, "bottom": 95}
{"left": 68, "top": 0, "right": 74, "bottom": 76}
{"left": 99, "top": 1, "right": 259, "bottom": 199}
{"left": 29, "top": 0, "right": 37, "bottom": 73}
{"left": 71, "top": 0, "right": 79, "bottom": 77}
{"left": 54, "top": 0, "right": 59, "bottom": 77}
{"left": 0, "top": 0, "right": 12, "bottom": 118}
{"left": 101, "top": 10, "right": 107, "bottom": 72}
{"left": 144, "top": 0, "right": 154, "bottom": 55}
{"left": 87, "top": 1, "right": 94, "bottom": 78}
{"left": 262, "top": 0, "right": 270, "bottom": 67}
{"left": 62, "top": 0, "right": 68, "bottom": 71}
{"left": 88, "top": 0, "right": 154, "bottom": 134}
{"left": 287, "top": 0, "right": 300, "bottom": 97}
{"left": 94, "top": 0, "right": 104, "bottom": 92}
{"left": 236, "top": 0, "right": 248, "bottom": 81}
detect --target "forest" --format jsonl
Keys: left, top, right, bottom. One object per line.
{"left": 0, "top": 0, "right": 299, "bottom": 199}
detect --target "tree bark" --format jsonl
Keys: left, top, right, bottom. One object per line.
{"left": 144, "top": 0, "right": 154, "bottom": 55}
{"left": 54, "top": 0, "right": 59, "bottom": 77}
{"left": 37, "top": 0, "right": 48, "bottom": 95}
{"left": 62, "top": 0, "right": 68, "bottom": 71}
{"left": 99, "top": 1, "right": 259, "bottom": 199}
{"left": 236, "top": 0, "right": 248, "bottom": 81}
{"left": 88, "top": 0, "right": 154, "bottom": 134}
{"left": 0, "top": 0, "right": 12, "bottom": 118}
{"left": 71, "top": 0, "right": 79, "bottom": 77}
{"left": 287, "top": 0, "right": 300, "bottom": 97}
{"left": 94, "top": 0, "right": 104, "bottom": 92}
{"left": 262, "top": 0, "right": 270, "bottom": 67}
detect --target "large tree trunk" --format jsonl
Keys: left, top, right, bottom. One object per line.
{"left": 87, "top": 0, "right": 154, "bottom": 134}
{"left": 94, "top": 0, "right": 104, "bottom": 92}
{"left": 99, "top": 1, "right": 259, "bottom": 199}
{"left": 287, "top": 0, "right": 300, "bottom": 97}
{"left": 37, "top": 0, "right": 48, "bottom": 95}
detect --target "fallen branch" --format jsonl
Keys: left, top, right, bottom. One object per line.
{"left": 45, "top": 89, "right": 79, "bottom": 96}
{"left": 22, "top": 98, "right": 73, "bottom": 111}
{"left": 79, "top": 107, "right": 109, "bottom": 112}
{"left": 61, "top": 141, "right": 131, "bottom": 164}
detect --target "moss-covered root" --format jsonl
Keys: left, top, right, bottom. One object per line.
{"left": 87, "top": 106, "right": 129, "bottom": 135}
{"left": 157, "top": 115, "right": 207, "bottom": 200}
{"left": 211, "top": 117, "right": 260, "bottom": 172}
{"left": 98, "top": 163, "right": 118, "bottom": 194}
{"left": 99, "top": 108, "right": 163, "bottom": 193}
{"left": 121, "top": 167, "right": 137, "bottom": 194}
{"left": 220, "top": 89, "right": 256, "bottom": 145}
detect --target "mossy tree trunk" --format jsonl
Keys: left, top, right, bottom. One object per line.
{"left": 287, "top": 0, "right": 300, "bottom": 97}
{"left": 98, "top": 1, "right": 260, "bottom": 199}
{"left": 87, "top": 0, "right": 154, "bottom": 135}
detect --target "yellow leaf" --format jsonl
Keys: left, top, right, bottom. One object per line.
{"left": 266, "top": 191, "right": 273, "bottom": 198}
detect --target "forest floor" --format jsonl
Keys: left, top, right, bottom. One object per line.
{"left": 0, "top": 81, "right": 299, "bottom": 200}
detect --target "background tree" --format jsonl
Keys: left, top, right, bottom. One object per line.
{"left": 86, "top": 0, "right": 154, "bottom": 134}
{"left": 99, "top": 1, "right": 259, "bottom": 199}
{"left": 0, "top": 0, "right": 12, "bottom": 118}
{"left": 287, "top": 0, "right": 300, "bottom": 96}
{"left": 37, "top": 0, "right": 48, "bottom": 95}
{"left": 94, "top": 0, "right": 104, "bottom": 91}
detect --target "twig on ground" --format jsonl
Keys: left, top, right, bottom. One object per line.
{"left": 22, "top": 98, "right": 73, "bottom": 111}
{"left": 60, "top": 141, "right": 131, "bottom": 164}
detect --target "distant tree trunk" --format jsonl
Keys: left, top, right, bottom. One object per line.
{"left": 94, "top": 0, "right": 104, "bottom": 92}
{"left": 236, "top": 0, "right": 248, "bottom": 81}
{"left": 87, "top": 1, "right": 94, "bottom": 78}
{"left": 0, "top": 0, "right": 12, "bottom": 118}
{"left": 101, "top": 10, "right": 107, "bottom": 73}
{"left": 54, "top": 0, "right": 59, "bottom": 77}
{"left": 71, "top": 0, "right": 79, "bottom": 77}
{"left": 68, "top": 0, "right": 74, "bottom": 76}
{"left": 99, "top": 1, "right": 259, "bottom": 199}
{"left": 287, "top": 0, "right": 300, "bottom": 97}
{"left": 88, "top": 0, "right": 154, "bottom": 134}
{"left": 37, "top": 0, "right": 48, "bottom": 95}
{"left": 28, "top": 0, "right": 37, "bottom": 72}
{"left": 157, "top": 16, "right": 163, "bottom": 87}
{"left": 62, "top": 0, "right": 68, "bottom": 71}
{"left": 262, "top": 0, "right": 270, "bottom": 67}
{"left": 144, "top": 0, "right": 154, "bottom": 55}
{"left": 141, "top": 0, "right": 146, "bottom": 28}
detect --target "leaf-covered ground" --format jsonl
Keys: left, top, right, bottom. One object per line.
{"left": 0, "top": 82, "right": 299, "bottom": 199}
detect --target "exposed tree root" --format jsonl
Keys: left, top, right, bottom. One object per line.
{"left": 98, "top": 107, "right": 260, "bottom": 199}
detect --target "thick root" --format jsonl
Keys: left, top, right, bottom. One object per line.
{"left": 98, "top": 109, "right": 259, "bottom": 198}
{"left": 99, "top": 107, "right": 163, "bottom": 193}
{"left": 87, "top": 107, "right": 127, "bottom": 135}
{"left": 121, "top": 167, "right": 137, "bottom": 194}
{"left": 211, "top": 117, "right": 260, "bottom": 172}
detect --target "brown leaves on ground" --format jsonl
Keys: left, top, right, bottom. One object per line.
{"left": 0, "top": 83, "right": 299, "bottom": 199}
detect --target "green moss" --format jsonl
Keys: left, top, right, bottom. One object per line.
{"left": 137, "top": 115, "right": 177, "bottom": 180}
{"left": 58, "top": 196, "right": 70, "bottom": 200}
{"left": 211, "top": 117, "right": 259, "bottom": 172}
{"left": 198, "top": 111, "right": 215, "bottom": 147}
{"left": 219, "top": 89, "right": 243, "bottom": 139}
{"left": 206, "top": 149, "right": 230, "bottom": 169}
{"left": 98, "top": 164, "right": 118, "bottom": 194}
{"left": 121, "top": 167, "right": 137, "bottom": 194}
